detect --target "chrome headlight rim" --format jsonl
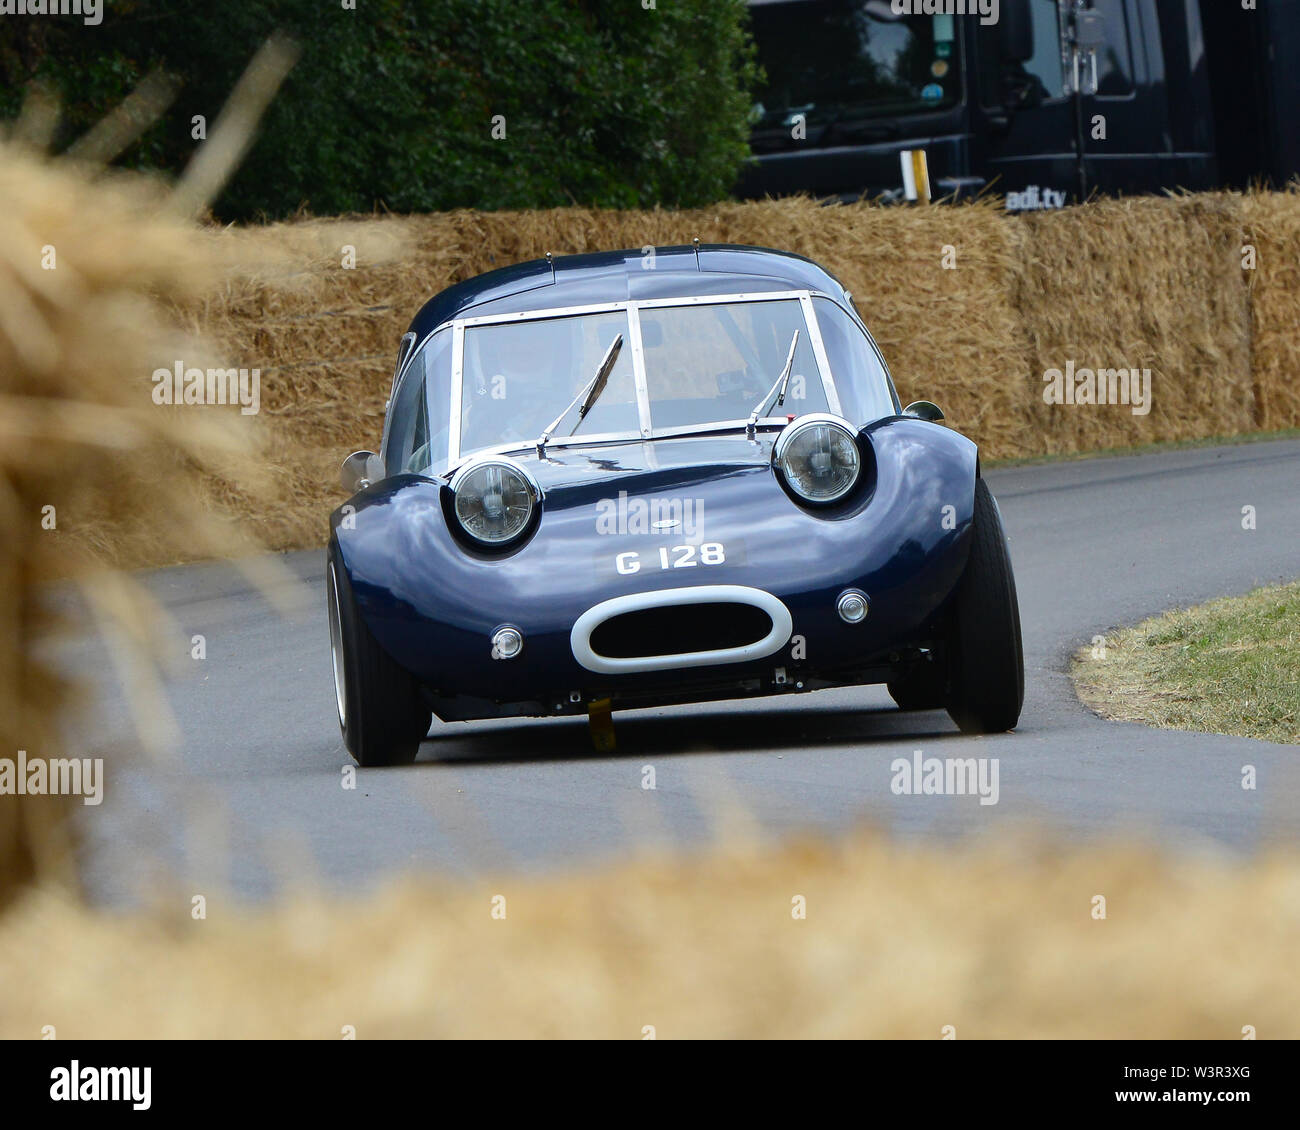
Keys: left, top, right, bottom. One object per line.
{"left": 772, "top": 412, "right": 863, "bottom": 506}
{"left": 448, "top": 456, "right": 542, "bottom": 548}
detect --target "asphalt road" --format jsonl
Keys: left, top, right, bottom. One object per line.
{"left": 60, "top": 439, "right": 1300, "bottom": 904}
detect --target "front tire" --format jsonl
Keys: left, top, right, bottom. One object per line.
{"left": 945, "top": 478, "right": 1024, "bottom": 734}
{"left": 327, "top": 542, "right": 431, "bottom": 766}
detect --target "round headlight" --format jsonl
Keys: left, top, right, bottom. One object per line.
{"left": 451, "top": 459, "right": 539, "bottom": 546}
{"left": 774, "top": 414, "right": 861, "bottom": 504}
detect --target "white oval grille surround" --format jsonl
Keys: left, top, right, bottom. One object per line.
{"left": 571, "top": 585, "right": 794, "bottom": 675}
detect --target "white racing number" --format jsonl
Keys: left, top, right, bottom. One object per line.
{"left": 615, "top": 542, "right": 727, "bottom": 575}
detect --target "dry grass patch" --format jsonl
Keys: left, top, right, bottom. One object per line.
{"left": 1073, "top": 582, "right": 1300, "bottom": 745}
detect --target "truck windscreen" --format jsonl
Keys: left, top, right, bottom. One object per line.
{"left": 749, "top": 0, "right": 962, "bottom": 152}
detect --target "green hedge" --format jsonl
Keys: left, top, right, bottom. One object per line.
{"left": 0, "top": 0, "right": 759, "bottom": 220}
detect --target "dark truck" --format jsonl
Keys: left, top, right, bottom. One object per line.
{"left": 738, "top": 0, "right": 1300, "bottom": 210}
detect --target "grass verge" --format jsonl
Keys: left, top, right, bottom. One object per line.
{"left": 1073, "top": 582, "right": 1300, "bottom": 745}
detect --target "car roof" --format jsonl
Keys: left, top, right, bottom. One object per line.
{"left": 406, "top": 243, "right": 852, "bottom": 338}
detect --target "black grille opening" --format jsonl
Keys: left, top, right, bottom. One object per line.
{"left": 590, "top": 602, "right": 772, "bottom": 659}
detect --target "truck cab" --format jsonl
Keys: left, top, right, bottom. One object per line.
{"left": 737, "top": 0, "right": 1298, "bottom": 209}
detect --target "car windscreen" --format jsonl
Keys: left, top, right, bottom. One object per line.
{"left": 459, "top": 310, "right": 639, "bottom": 457}
{"left": 637, "top": 298, "right": 830, "bottom": 428}
{"left": 401, "top": 295, "right": 894, "bottom": 470}
{"left": 810, "top": 297, "right": 897, "bottom": 423}
{"left": 384, "top": 328, "right": 452, "bottom": 477}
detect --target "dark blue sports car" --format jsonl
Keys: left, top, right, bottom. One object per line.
{"left": 327, "top": 244, "right": 1023, "bottom": 765}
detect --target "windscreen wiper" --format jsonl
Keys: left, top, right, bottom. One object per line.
{"left": 536, "top": 333, "right": 624, "bottom": 455}
{"left": 746, "top": 329, "right": 800, "bottom": 435}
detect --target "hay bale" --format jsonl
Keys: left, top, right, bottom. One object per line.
{"left": 184, "top": 191, "right": 1290, "bottom": 556}
{"left": 1243, "top": 188, "right": 1300, "bottom": 431}
{"left": 61, "top": 188, "right": 1290, "bottom": 565}
{"left": 1011, "top": 193, "right": 1254, "bottom": 454}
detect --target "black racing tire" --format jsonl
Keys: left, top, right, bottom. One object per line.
{"left": 887, "top": 663, "right": 947, "bottom": 711}
{"left": 327, "top": 541, "right": 431, "bottom": 766}
{"left": 945, "top": 478, "right": 1024, "bottom": 734}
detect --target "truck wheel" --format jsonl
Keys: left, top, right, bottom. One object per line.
{"left": 327, "top": 543, "right": 431, "bottom": 766}
{"left": 945, "top": 478, "right": 1024, "bottom": 734}
{"left": 887, "top": 663, "right": 947, "bottom": 711}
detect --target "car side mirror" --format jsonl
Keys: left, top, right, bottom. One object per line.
{"left": 902, "top": 401, "right": 945, "bottom": 423}
{"left": 341, "top": 450, "right": 385, "bottom": 493}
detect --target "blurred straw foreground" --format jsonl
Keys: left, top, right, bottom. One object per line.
{"left": 2, "top": 831, "right": 1299, "bottom": 1038}
{"left": 0, "top": 137, "right": 248, "bottom": 903}
{"left": 0, "top": 45, "right": 302, "bottom": 907}
{"left": 1, "top": 78, "right": 1298, "bottom": 1037}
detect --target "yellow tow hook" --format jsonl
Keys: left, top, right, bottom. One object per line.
{"left": 587, "top": 696, "right": 616, "bottom": 753}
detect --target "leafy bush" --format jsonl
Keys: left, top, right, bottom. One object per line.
{"left": 0, "top": 0, "right": 759, "bottom": 220}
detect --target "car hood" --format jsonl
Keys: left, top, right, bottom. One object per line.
{"left": 458, "top": 432, "right": 782, "bottom": 505}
